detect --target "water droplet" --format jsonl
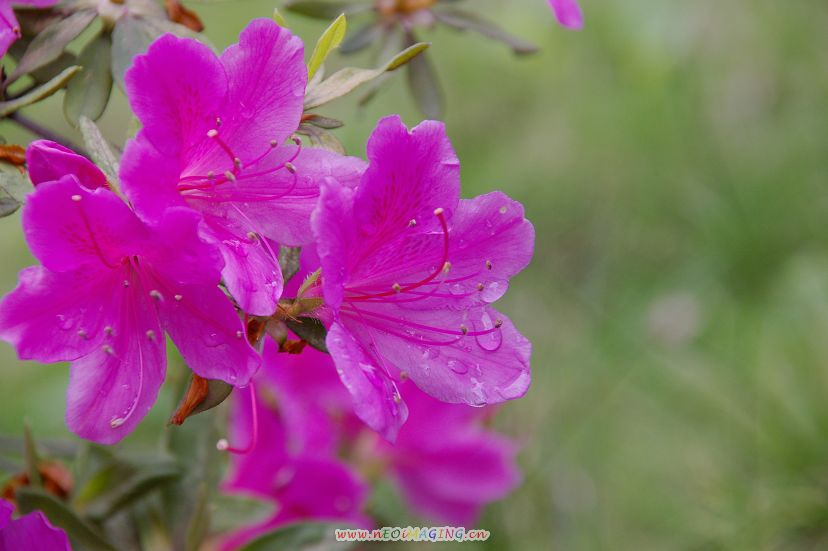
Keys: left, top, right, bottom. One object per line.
{"left": 449, "top": 283, "right": 466, "bottom": 296}
{"left": 56, "top": 314, "right": 73, "bottom": 330}
{"left": 422, "top": 348, "right": 440, "bottom": 360}
{"left": 448, "top": 359, "right": 469, "bottom": 375}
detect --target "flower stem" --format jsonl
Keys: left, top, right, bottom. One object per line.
{"left": 8, "top": 112, "right": 88, "bottom": 157}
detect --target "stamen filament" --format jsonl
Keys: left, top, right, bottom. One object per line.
{"left": 217, "top": 382, "right": 258, "bottom": 455}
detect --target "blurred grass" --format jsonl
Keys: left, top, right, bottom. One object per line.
{"left": 2, "top": 0, "right": 828, "bottom": 549}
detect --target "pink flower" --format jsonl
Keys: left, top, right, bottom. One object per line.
{"left": 120, "top": 19, "right": 365, "bottom": 316}
{"left": 376, "top": 388, "right": 521, "bottom": 526}
{"left": 0, "top": 0, "right": 59, "bottom": 58}
{"left": 311, "top": 115, "right": 534, "bottom": 441}
{"left": 221, "top": 343, "right": 519, "bottom": 537}
{"left": 0, "top": 499, "right": 72, "bottom": 550}
{"left": 548, "top": 0, "right": 584, "bottom": 29}
{"left": 0, "top": 143, "right": 260, "bottom": 444}
{"left": 221, "top": 345, "right": 370, "bottom": 551}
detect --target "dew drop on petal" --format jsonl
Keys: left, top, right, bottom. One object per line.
{"left": 448, "top": 359, "right": 470, "bottom": 375}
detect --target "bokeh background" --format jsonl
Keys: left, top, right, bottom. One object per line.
{"left": 3, "top": 0, "right": 828, "bottom": 549}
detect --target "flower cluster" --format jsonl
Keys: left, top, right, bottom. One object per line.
{"left": 0, "top": 13, "right": 536, "bottom": 543}
{"left": 221, "top": 342, "right": 520, "bottom": 549}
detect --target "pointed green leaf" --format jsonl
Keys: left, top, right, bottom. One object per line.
{"left": 77, "top": 458, "right": 181, "bottom": 521}
{"left": 339, "top": 21, "right": 382, "bottom": 54}
{"left": 0, "top": 66, "right": 80, "bottom": 117}
{"left": 279, "top": 245, "right": 303, "bottom": 283}
{"left": 307, "top": 13, "right": 347, "bottom": 80}
{"left": 433, "top": 8, "right": 538, "bottom": 55}
{"left": 189, "top": 378, "right": 234, "bottom": 417}
{"left": 272, "top": 7, "right": 288, "bottom": 26}
{"left": 78, "top": 116, "right": 120, "bottom": 187}
{"left": 23, "top": 422, "right": 42, "bottom": 487}
{"left": 284, "top": 0, "right": 370, "bottom": 20}
{"left": 17, "top": 487, "right": 118, "bottom": 551}
{"left": 0, "top": 162, "right": 30, "bottom": 217}
{"left": 285, "top": 317, "right": 328, "bottom": 353}
{"left": 64, "top": 33, "right": 114, "bottom": 126}
{"left": 407, "top": 47, "right": 443, "bottom": 119}
{"left": 304, "top": 42, "right": 430, "bottom": 109}
{"left": 298, "top": 124, "right": 345, "bottom": 155}
{"left": 238, "top": 522, "right": 356, "bottom": 551}
{"left": 162, "top": 410, "right": 222, "bottom": 551}
{"left": 11, "top": 10, "right": 96, "bottom": 80}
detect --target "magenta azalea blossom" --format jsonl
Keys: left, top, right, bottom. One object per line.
{"left": 311, "top": 115, "right": 534, "bottom": 441}
{"left": 0, "top": 0, "right": 59, "bottom": 58}
{"left": 221, "top": 345, "right": 370, "bottom": 550}
{"left": 221, "top": 343, "right": 519, "bottom": 536}
{"left": 548, "top": 0, "right": 584, "bottom": 29}
{"left": 120, "top": 18, "right": 365, "bottom": 316}
{"left": 0, "top": 499, "right": 72, "bottom": 550}
{"left": 0, "top": 144, "right": 259, "bottom": 444}
{"left": 376, "top": 388, "right": 520, "bottom": 526}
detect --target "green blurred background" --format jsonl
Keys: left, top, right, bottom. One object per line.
{"left": 3, "top": 0, "right": 828, "bottom": 549}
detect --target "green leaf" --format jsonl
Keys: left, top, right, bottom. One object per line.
{"left": 279, "top": 245, "right": 303, "bottom": 283}
{"left": 285, "top": 317, "right": 328, "bottom": 353}
{"left": 78, "top": 116, "right": 120, "bottom": 186}
{"left": 11, "top": 10, "right": 96, "bottom": 81}
{"left": 0, "top": 66, "right": 81, "bottom": 117}
{"left": 304, "top": 42, "right": 430, "bottom": 109}
{"left": 76, "top": 458, "right": 181, "bottom": 521}
{"left": 162, "top": 411, "right": 222, "bottom": 551}
{"left": 238, "top": 522, "right": 356, "bottom": 551}
{"left": 406, "top": 45, "right": 443, "bottom": 119}
{"left": 284, "top": 0, "right": 370, "bottom": 20}
{"left": 64, "top": 33, "right": 114, "bottom": 126}
{"left": 340, "top": 21, "right": 383, "bottom": 54}
{"left": 298, "top": 123, "right": 345, "bottom": 155}
{"left": 23, "top": 422, "right": 41, "bottom": 487}
{"left": 0, "top": 162, "right": 30, "bottom": 217}
{"left": 303, "top": 114, "right": 344, "bottom": 129}
{"left": 307, "top": 13, "right": 347, "bottom": 80}
{"left": 272, "top": 7, "right": 288, "bottom": 26}
{"left": 111, "top": 16, "right": 207, "bottom": 88}
{"left": 17, "top": 487, "right": 117, "bottom": 551}
{"left": 189, "top": 378, "right": 234, "bottom": 418}
{"left": 433, "top": 8, "right": 538, "bottom": 55}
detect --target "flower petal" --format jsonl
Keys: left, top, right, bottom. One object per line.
{"left": 342, "top": 305, "right": 531, "bottom": 406}
{"left": 22, "top": 177, "right": 147, "bottom": 272}
{"left": 125, "top": 33, "right": 227, "bottom": 157}
{"left": 548, "top": 0, "right": 584, "bottom": 29}
{"left": 354, "top": 116, "right": 460, "bottom": 243}
{"left": 216, "top": 19, "right": 306, "bottom": 168}
{"left": 201, "top": 218, "right": 283, "bottom": 316}
{"left": 65, "top": 289, "right": 165, "bottom": 444}
{"left": 0, "top": 4, "right": 19, "bottom": 58}
{"left": 313, "top": 179, "right": 357, "bottom": 310}
{"left": 0, "top": 500, "right": 11, "bottom": 529}
{"left": 326, "top": 321, "right": 408, "bottom": 442}
{"left": 26, "top": 140, "right": 108, "bottom": 188}
{"left": 120, "top": 134, "right": 188, "bottom": 221}
{"left": 0, "top": 266, "right": 122, "bottom": 363}
{"left": 155, "top": 274, "right": 260, "bottom": 386}
{"left": 0, "top": 509, "right": 73, "bottom": 551}
{"left": 193, "top": 145, "right": 366, "bottom": 248}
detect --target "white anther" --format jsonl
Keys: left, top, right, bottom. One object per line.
{"left": 71, "top": 195, "right": 82, "bottom": 202}
{"left": 207, "top": 129, "right": 219, "bottom": 138}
